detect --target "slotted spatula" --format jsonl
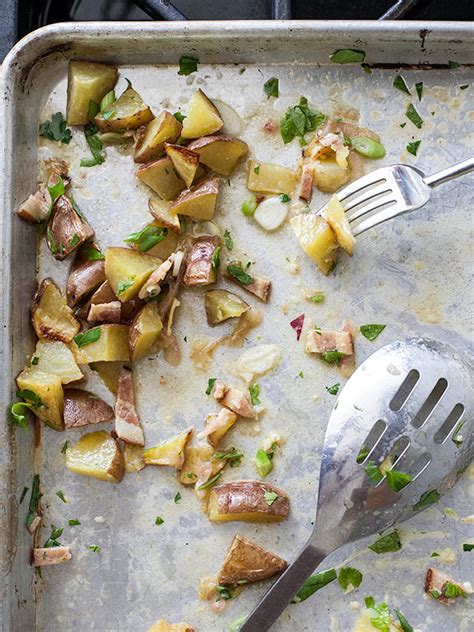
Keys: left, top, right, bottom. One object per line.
{"left": 239, "top": 337, "right": 473, "bottom": 631}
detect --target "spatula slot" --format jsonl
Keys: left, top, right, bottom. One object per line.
{"left": 399, "top": 450, "right": 431, "bottom": 483}
{"left": 389, "top": 369, "right": 420, "bottom": 411}
{"left": 355, "top": 419, "right": 386, "bottom": 464}
{"left": 434, "top": 403, "right": 465, "bottom": 444}
{"left": 411, "top": 378, "right": 448, "bottom": 428}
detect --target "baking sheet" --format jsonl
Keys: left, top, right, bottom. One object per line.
{"left": 1, "top": 22, "right": 473, "bottom": 632}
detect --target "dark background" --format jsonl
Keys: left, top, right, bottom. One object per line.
{"left": 1, "top": 0, "right": 473, "bottom": 61}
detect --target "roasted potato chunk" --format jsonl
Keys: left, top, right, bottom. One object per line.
{"left": 181, "top": 89, "right": 223, "bottom": 139}
{"left": 137, "top": 158, "right": 186, "bottom": 200}
{"left": 312, "top": 158, "right": 350, "bottom": 193}
{"left": 134, "top": 112, "right": 182, "bottom": 163}
{"left": 170, "top": 178, "right": 219, "bottom": 220}
{"left": 64, "top": 388, "right": 114, "bottom": 429}
{"left": 47, "top": 195, "right": 95, "bottom": 261}
{"left": 148, "top": 198, "right": 181, "bottom": 233}
{"left": 129, "top": 301, "right": 163, "bottom": 361}
{"left": 31, "top": 278, "right": 80, "bottom": 343}
{"left": 33, "top": 546, "right": 72, "bottom": 567}
{"left": 188, "top": 135, "right": 248, "bottom": 176}
{"left": 123, "top": 443, "right": 146, "bottom": 473}
{"left": 90, "top": 361, "right": 124, "bottom": 394}
{"left": 148, "top": 621, "right": 195, "bottom": 632}
{"left": 16, "top": 367, "right": 64, "bottom": 430}
{"left": 323, "top": 194, "right": 355, "bottom": 256}
{"left": 247, "top": 160, "right": 296, "bottom": 196}
{"left": 290, "top": 213, "right": 338, "bottom": 275}
{"left": 183, "top": 236, "right": 221, "bottom": 286}
{"left": 114, "top": 367, "right": 145, "bottom": 445}
{"left": 66, "top": 430, "right": 125, "bottom": 483}
{"left": 204, "top": 408, "right": 238, "bottom": 447}
{"left": 72, "top": 324, "right": 130, "bottom": 363}
{"left": 94, "top": 85, "right": 154, "bottom": 132}
{"left": 143, "top": 427, "right": 193, "bottom": 469}
{"left": 165, "top": 144, "right": 199, "bottom": 188}
{"left": 66, "top": 61, "right": 118, "bottom": 125}
{"left": 218, "top": 535, "right": 288, "bottom": 586}
{"left": 179, "top": 444, "right": 224, "bottom": 486}
{"left": 104, "top": 247, "right": 162, "bottom": 302}
{"left": 32, "top": 339, "right": 83, "bottom": 384}
{"left": 87, "top": 301, "right": 122, "bottom": 324}
{"left": 205, "top": 290, "right": 249, "bottom": 325}
{"left": 66, "top": 246, "right": 106, "bottom": 308}
{"left": 208, "top": 481, "right": 290, "bottom": 523}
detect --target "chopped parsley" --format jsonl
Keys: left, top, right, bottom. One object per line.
{"left": 241, "top": 194, "right": 258, "bottom": 217}
{"left": 448, "top": 60, "right": 460, "bottom": 69}
{"left": 38, "top": 112, "right": 72, "bottom": 144}
{"left": 80, "top": 121, "right": 105, "bottom": 167}
{"left": 253, "top": 165, "right": 260, "bottom": 175}
{"left": 431, "top": 551, "right": 440, "bottom": 557}
{"left": 73, "top": 328, "right": 101, "bottom": 348}
{"left": 44, "top": 525, "right": 63, "bottom": 548}
{"left": 393, "top": 75, "right": 411, "bottom": 96}
{"left": 124, "top": 225, "right": 167, "bottom": 252}
{"left": 326, "top": 383, "right": 340, "bottom": 396}
{"left": 228, "top": 616, "right": 247, "bottom": 631}
{"left": 196, "top": 472, "right": 222, "bottom": 490}
{"left": 310, "top": 293, "right": 325, "bottom": 303}
{"left": 292, "top": 568, "right": 337, "bottom": 603}
{"left": 19, "top": 486, "right": 29, "bottom": 505}
{"left": 61, "top": 441, "right": 69, "bottom": 454}
{"left": 31, "top": 356, "right": 39, "bottom": 366}
{"left": 26, "top": 475, "right": 41, "bottom": 528}
{"left": 330, "top": 49, "right": 365, "bottom": 64}
{"left": 365, "top": 598, "right": 391, "bottom": 632}
{"left": 320, "top": 350, "right": 344, "bottom": 365}
{"left": 280, "top": 96, "right": 325, "bottom": 144}
{"left": 413, "top": 488, "right": 440, "bottom": 511}
{"left": 263, "top": 490, "right": 278, "bottom": 506}
{"left": 361, "top": 63, "right": 372, "bottom": 74}
{"left": 174, "top": 111, "right": 186, "bottom": 123}
{"left": 10, "top": 389, "right": 47, "bottom": 428}
{"left": 368, "top": 529, "right": 402, "bottom": 554}
{"left": 255, "top": 449, "right": 273, "bottom": 477}
{"left": 69, "top": 233, "right": 80, "bottom": 248}
{"left": 297, "top": 371, "right": 304, "bottom": 378}
{"left": 216, "top": 585, "right": 233, "bottom": 600}
{"left": 82, "top": 244, "right": 105, "bottom": 261}
{"left": 364, "top": 461, "right": 383, "bottom": 485}
{"left": 223, "top": 229, "right": 233, "bottom": 251}
{"left": 178, "top": 55, "right": 199, "bottom": 75}
{"left": 460, "top": 84, "right": 469, "bottom": 90}
{"left": 463, "top": 543, "right": 474, "bottom": 552}
{"left": 415, "top": 81, "right": 424, "bottom": 101}
{"left": 213, "top": 447, "right": 243, "bottom": 467}
{"left": 407, "top": 140, "right": 421, "bottom": 156}
{"left": 212, "top": 245, "right": 221, "bottom": 273}
{"left": 68, "top": 519, "right": 81, "bottom": 526}
{"left": 249, "top": 383, "right": 261, "bottom": 406}
{"left": 174, "top": 491, "right": 182, "bottom": 504}
{"left": 88, "top": 545, "right": 101, "bottom": 553}
{"left": 117, "top": 277, "right": 135, "bottom": 295}
{"left": 56, "top": 490, "right": 67, "bottom": 503}
{"left": 360, "top": 324, "right": 385, "bottom": 341}
{"left": 395, "top": 609, "right": 414, "bottom": 632}
{"left": 443, "top": 581, "right": 467, "bottom": 599}
{"left": 337, "top": 567, "right": 363, "bottom": 592}
{"left": 263, "top": 77, "right": 279, "bottom": 98}
{"left": 406, "top": 103, "right": 423, "bottom": 129}
{"left": 280, "top": 193, "right": 290, "bottom": 203}
{"left": 205, "top": 378, "right": 216, "bottom": 395}
{"left": 385, "top": 468, "right": 412, "bottom": 492}
{"left": 227, "top": 262, "right": 253, "bottom": 286}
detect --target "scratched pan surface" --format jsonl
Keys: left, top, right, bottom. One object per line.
{"left": 1, "top": 22, "right": 473, "bottom": 632}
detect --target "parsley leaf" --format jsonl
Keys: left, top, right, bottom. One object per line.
{"left": 385, "top": 468, "right": 412, "bottom": 492}
{"left": 68, "top": 519, "right": 81, "bottom": 526}
{"left": 444, "top": 581, "right": 467, "bottom": 599}
{"left": 213, "top": 447, "right": 243, "bottom": 467}
{"left": 44, "top": 524, "right": 63, "bottom": 548}
{"left": 174, "top": 492, "right": 182, "bottom": 504}
{"left": 463, "top": 543, "right": 474, "bottom": 552}
{"left": 460, "top": 84, "right": 469, "bottom": 90}
{"left": 320, "top": 350, "right": 344, "bottom": 365}
{"left": 212, "top": 245, "right": 221, "bottom": 273}
{"left": 205, "top": 378, "right": 216, "bottom": 395}
{"left": 368, "top": 530, "right": 402, "bottom": 554}
{"left": 448, "top": 60, "right": 460, "bottom": 69}
{"left": 117, "top": 277, "right": 135, "bottom": 295}
{"left": 155, "top": 516, "right": 164, "bottom": 525}
{"left": 61, "top": 441, "right": 69, "bottom": 454}
{"left": 280, "top": 96, "right": 325, "bottom": 144}
{"left": 80, "top": 122, "right": 105, "bottom": 167}
{"left": 73, "top": 328, "right": 101, "bottom": 348}
{"left": 293, "top": 568, "right": 337, "bottom": 602}
{"left": 264, "top": 77, "right": 279, "bottom": 98}
{"left": 264, "top": 490, "right": 278, "bottom": 506}
{"left": 224, "top": 229, "right": 233, "bottom": 251}
{"left": 227, "top": 262, "right": 253, "bottom": 285}
{"left": 393, "top": 75, "right": 411, "bottom": 95}
{"left": 367, "top": 599, "right": 391, "bottom": 632}
{"left": 124, "top": 225, "right": 167, "bottom": 252}
{"left": 326, "top": 383, "right": 340, "bottom": 396}
{"left": 38, "top": 112, "right": 72, "bottom": 144}
{"left": 330, "top": 49, "right": 365, "bottom": 64}
{"left": 415, "top": 81, "right": 424, "bottom": 101}
{"left": 216, "top": 584, "right": 233, "bottom": 600}
{"left": 26, "top": 475, "right": 41, "bottom": 528}
{"left": 364, "top": 461, "right": 384, "bottom": 485}
{"left": 19, "top": 486, "right": 29, "bottom": 505}
{"left": 406, "top": 103, "right": 423, "bottom": 129}
{"left": 196, "top": 472, "right": 222, "bottom": 490}
{"left": 395, "top": 609, "right": 414, "bottom": 632}
{"left": 178, "top": 55, "right": 199, "bottom": 75}
{"left": 81, "top": 244, "right": 105, "bottom": 261}
{"left": 174, "top": 111, "right": 186, "bottom": 123}
{"left": 249, "top": 383, "right": 261, "bottom": 406}
{"left": 56, "top": 490, "right": 67, "bottom": 503}
{"left": 360, "top": 324, "right": 385, "bottom": 341}
{"left": 310, "top": 293, "right": 325, "bottom": 303}
{"left": 228, "top": 616, "right": 247, "bottom": 632}
{"left": 338, "top": 567, "right": 363, "bottom": 592}
{"left": 413, "top": 489, "right": 440, "bottom": 511}
{"left": 407, "top": 140, "right": 421, "bottom": 156}
{"left": 280, "top": 193, "right": 290, "bottom": 203}
{"left": 88, "top": 545, "right": 101, "bottom": 553}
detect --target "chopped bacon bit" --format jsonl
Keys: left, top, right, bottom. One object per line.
{"left": 255, "top": 195, "right": 265, "bottom": 205}
{"left": 340, "top": 320, "right": 356, "bottom": 377}
{"left": 290, "top": 314, "right": 305, "bottom": 341}
{"left": 213, "top": 381, "right": 256, "bottom": 418}
{"left": 210, "top": 598, "right": 227, "bottom": 613}
{"left": 33, "top": 546, "right": 71, "bottom": 567}
{"left": 114, "top": 367, "right": 145, "bottom": 446}
{"left": 263, "top": 120, "right": 278, "bottom": 133}
{"left": 16, "top": 190, "right": 51, "bottom": 223}
{"left": 299, "top": 164, "right": 314, "bottom": 202}
{"left": 87, "top": 301, "right": 121, "bottom": 324}
{"left": 306, "top": 329, "right": 353, "bottom": 355}
{"left": 425, "top": 567, "right": 469, "bottom": 605}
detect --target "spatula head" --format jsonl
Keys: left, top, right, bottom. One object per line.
{"left": 311, "top": 338, "right": 473, "bottom": 550}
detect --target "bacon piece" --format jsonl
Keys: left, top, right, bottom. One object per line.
{"left": 263, "top": 120, "right": 278, "bottom": 133}
{"left": 16, "top": 189, "right": 51, "bottom": 223}
{"left": 226, "top": 264, "right": 271, "bottom": 303}
{"left": 339, "top": 321, "right": 356, "bottom": 377}
{"left": 183, "top": 236, "right": 221, "bottom": 287}
{"left": 213, "top": 380, "right": 256, "bottom": 418}
{"left": 88, "top": 301, "right": 121, "bottom": 324}
{"left": 290, "top": 314, "right": 305, "bottom": 341}
{"left": 33, "top": 546, "right": 71, "bottom": 567}
{"left": 425, "top": 567, "right": 469, "bottom": 605}
{"left": 27, "top": 515, "right": 41, "bottom": 535}
{"left": 114, "top": 367, "right": 145, "bottom": 446}
{"left": 298, "top": 163, "right": 314, "bottom": 202}
{"left": 138, "top": 254, "right": 176, "bottom": 300}
{"left": 306, "top": 329, "right": 354, "bottom": 355}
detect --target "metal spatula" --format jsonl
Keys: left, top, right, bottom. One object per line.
{"left": 239, "top": 337, "right": 473, "bottom": 631}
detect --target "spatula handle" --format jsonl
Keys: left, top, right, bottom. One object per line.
{"left": 239, "top": 542, "right": 329, "bottom": 632}
{"left": 424, "top": 156, "right": 474, "bottom": 188}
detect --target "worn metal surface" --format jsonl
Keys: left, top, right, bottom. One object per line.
{"left": 1, "top": 21, "right": 473, "bottom": 632}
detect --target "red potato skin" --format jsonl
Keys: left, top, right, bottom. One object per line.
{"left": 66, "top": 259, "right": 106, "bottom": 307}
{"left": 209, "top": 481, "right": 290, "bottom": 521}
{"left": 218, "top": 534, "right": 288, "bottom": 586}
{"left": 47, "top": 195, "right": 95, "bottom": 261}
{"left": 114, "top": 367, "right": 145, "bottom": 446}
{"left": 63, "top": 389, "right": 114, "bottom": 429}
{"left": 183, "top": 236, "right": 221, "bottom": 287}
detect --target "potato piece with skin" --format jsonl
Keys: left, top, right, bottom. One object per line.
{"left": 33, "top": 547, "right": 72, "bottom": 567}
{"left": 87, "top": 301, "right": 122, "bottom": 324}
{"left": 181, "top": 89, "right": 224, "bottom": 139}
{"left": 94, "top": 85, "right": 154, "bottom": 132}
{"left": 47, "top": 195, "right": 95, "bottom": 261}
{"left": 247, "top": 160, "right": 297, "bottom": 196}
{"left": 33, "top": 339, "right": 83, "bottom": 384}
{"left": 218, "top": 535, "right": 288, "bottom": 586}
{"left": 170, "top": 178, "right": 219, "bottom": 221}
{"left": 205, "top": 290, "right": 249, "bottom": 326}
{"left": 188, "top": 135, "right": 248, "bottom": 176}
{"left": 64, "top": 388, "right": 114, "bottom": 429}
{"left": 129, "top": 301, "right": 163, "bottom": 361}
{"left": 143, "top": 224, "right": 180, "bottom": 260}
{"left": 143, "top": 427, "right": 193, "bottom": 469}
{"left": 16, "top": 367, "right": 64, "bottom": 430}
{"left": 104, "top": 247, "right": 162, "bottom": 302}
{"left": 66, "top": 61, "right": 118, "bottom": 126}
{"left": 31, "top": 278, "right": 81, "bottom": 343}
{"left": 179, "top": 444, "right": 224, "bottom": 486}
{"left": 124, "top": 443, "right": 146, "bottom": 473}
{"left": 183, "top": 236, "right": 221, "bottom": 286}
{"left": 208, "top": 481, "right": 289, "bottom": 523}
{"left": 66, "top": 249, "right": 106, "bottom": 308}
{"left": 115, "top": 367, "right": 145, "bottom": 446}
{"left": 148, "top": 197, "right": 181, "bottom": 233}
{"left": 165, "top": 144, "right": 199, "bottom": 188}
{"left": 312, "top": 157, "right": 350, "bottom": 193}
{"left": 134, "top": 112, "right": 182, "bottom": 163}
{"left": 148, "top": 621, "right": 195, "bottom": 632}
{"left": 66, "top": 430, "right": 125, "bottom": 483}
{"left": 323, "top": 194, "right": 355, "bottom": 256}
{"left": 72, "top": 324, "right": 130, "bottom": 364}
{"left": 137, "top": 158, "right": 186, "bottom": 200}
{"left": 204, "top": 408, "right": 238, "bottom": 447}
{"left": 90, "top": 361, "right": 123, "bottom": 394}
{"left": 290, "top": 213, "right": 338, "bottom": 275}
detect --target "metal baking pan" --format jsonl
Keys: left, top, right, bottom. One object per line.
{"left": 1, "top": 21, "right": 473, "bottom": 632}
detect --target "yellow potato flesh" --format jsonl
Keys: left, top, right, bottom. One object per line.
{"left": 123, "top": 444, "right": 146, "bottom": 473}
{"left": 66, "top": 61, "right": 118, "bottom": 125}
{"left": 143, "top": 223, "right": 180, "bottom": 259}
{"left": 207, "top": 413, "right": 237, "bottom": 447}
{"left": 66, "top": 430, "right": 124, "bottom": 483}
{"left": 90, "top": 361, "right": 124, "bottom": 394}
{"left": 143, "top": 429, "right": 192, "bottom": 469}
{"left": 179, "top": 444, "right": 217, "bottom": 485}
{"left": 246, "top": 160, "right": 296, "bottom": 196}
{"left": 32, "top": 280, "right": 80, "bottom": 343}
{"left": 290, "top": 213, "right": 338, "bottom": 275}
{"left": 129, "top": 302, "right": 163, "bottom": 361}
{"left": 181, "top": 89, "right": 223, "bottom": 139}
{"left": 148, "top": 198, "right": 181, "bottom": 233}
{"left": 165, "top": 144, "right": 199, "bottom": 188}
{"left": 16, "top": 368, "right": 64, "bottom": 430}
{"left": 134, "top": 112, "right": 182, "bottom": 163}
{"left": 205, "top": 290, "right": 249, "bottom": 325}
{"left": 189, "top": 137, "right": 248, "bottom": 176}
{"left": 105, "top": 247, "right": 161, "bottom": 302}
{"left": 324, "top": 194, "right": 355, "bottom": 255}
{"left": 33, "top": 339, "right": 83, "bottom": 384}
{"left": 137, "top": 158, "right": 186, "bottom": 200}
{"left": 170, "top": 179, "right": 219, "bottom": 220}
{"left": 94, "top": 86, "right": 154, "bottom": 132}
{"left": 72, "top": 324, "right": 130, "bottom": 364}
{"left": 312, "top": 158, "right": 350, "bottom": 193}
